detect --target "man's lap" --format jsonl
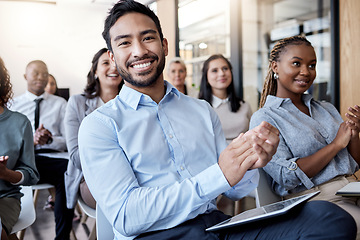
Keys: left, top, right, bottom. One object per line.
{"left": 136, "top": 201, "right": 356, "bottom": 240}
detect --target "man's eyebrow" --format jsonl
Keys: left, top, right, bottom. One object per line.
{"left": 140, "top": 29, "right": 157, "bottom": 36}
{"left": 113, "top": 29, "right": 158, "bottom": 42}
{"left": 113, "top": 34, "right": 131, "bottom": 42}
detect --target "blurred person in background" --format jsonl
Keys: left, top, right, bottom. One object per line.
{"left": 167, "top": 57, "right": 198, "bottom": 98}
{"left": 64, "top": 48, "right": 123, "bottom": 210}
{"left": 199, "top": 54, "right": 253, "bottom": 215}
{"left": 0, "top": 56, "right": 39, "bottom": 240}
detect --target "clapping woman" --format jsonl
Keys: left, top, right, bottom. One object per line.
{"left": 250, "top": 35, "right": 360, "bottom": 238}
{"left": 0, "top": 57, "right": 39, "bottom": 239}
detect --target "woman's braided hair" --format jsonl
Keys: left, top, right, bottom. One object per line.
{"left": 259, "top": 35, "right": 313, "bottom": 108}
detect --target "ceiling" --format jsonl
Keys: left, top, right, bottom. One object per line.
{"left": 0, "top": 0, "right": 154, "bottom": 6}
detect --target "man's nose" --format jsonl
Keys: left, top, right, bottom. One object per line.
{"left": 132, "top": 41, "right": 148, "bottom": 58}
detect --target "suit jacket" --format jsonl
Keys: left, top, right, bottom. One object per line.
{"left": 64, "top": 94, "right": 99, "bottom": 208}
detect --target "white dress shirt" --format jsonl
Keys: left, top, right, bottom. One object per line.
{"left": 10, "top": 91, "right": 67, "bottom": 151}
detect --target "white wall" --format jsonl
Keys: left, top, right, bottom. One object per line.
{"left": 0, "top": 1, "right": 113, "bottom": 97}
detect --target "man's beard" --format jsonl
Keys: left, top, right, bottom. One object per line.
{"left": 116, "top": 52, "right": 166, "bottom": 88}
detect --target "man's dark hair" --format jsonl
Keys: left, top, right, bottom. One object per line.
{"left": 102, "top": 0, "right": 164, "bottom": 52}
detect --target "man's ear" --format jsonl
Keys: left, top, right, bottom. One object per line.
{"left": 162, "top": 38, "right": 168, "bottom": 56}
{"left": 23, "top": 73, "right": 27, "bottom": 81}
{"left": 108, "top": 50, "right": 116, "bottom": 65}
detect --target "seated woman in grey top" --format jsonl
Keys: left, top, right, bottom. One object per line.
{"left": 64, "top": 48, "right": 123, "bottom": 209}
{"left": 250, "top": 35, "right": 360, "bottom": 238}
{"left": 0, "top": 56, "right": 39, "bottom": 238}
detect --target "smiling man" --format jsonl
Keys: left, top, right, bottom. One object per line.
{"left": 78, "top": 1, "right": 356, "bottom": 240}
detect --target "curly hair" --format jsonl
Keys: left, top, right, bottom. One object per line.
{"left": 259, "top": 35, "right": 313, "bottom": 108}
{"left": 0, "top": 57, "right": 13, "bottom": 108}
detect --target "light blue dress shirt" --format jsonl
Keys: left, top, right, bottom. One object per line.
{"left": 250, "top": 94, "right": 359, "bottom": 196}
{"left": 79, "top": 81, "right": 258, "bottom": 239}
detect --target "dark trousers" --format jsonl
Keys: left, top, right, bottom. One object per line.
{"left": 35, "top": 154, "right": 74, "bottom": 240}
{"left": 136, "top": 201, "right": 356, "bottom": 240}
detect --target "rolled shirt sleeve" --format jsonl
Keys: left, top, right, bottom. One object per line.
{"left": 249, "top": 95, "right": 358, "bottom": 196}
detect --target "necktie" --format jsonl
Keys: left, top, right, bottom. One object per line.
{"left": 34, "top": 98, "right": 43, "bottom": 130}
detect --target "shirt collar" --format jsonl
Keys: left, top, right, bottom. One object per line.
{"left": 25, "top": 90, "right": 48, "bottom": 101}
{"left": 264, "top": 94, "right": 313, "bottom": 108}
{"left": 119, "top": 80, "right": 180, "bottom": 110}
{"left": 212, "top": 95, "right": 229, "bottom": 108}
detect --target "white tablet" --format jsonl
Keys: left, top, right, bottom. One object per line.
{"left": 206, "top": 191, "right": 320, "bottom": 232}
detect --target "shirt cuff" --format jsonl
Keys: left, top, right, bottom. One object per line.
{"left": 224, "top": 169, "right": 259, "bottom": 200}
{"left": 276, "top": 158, "right": 314, "bottom": 189}
{"left": 11, "top": 170, "right": 24, "bottom": 185}
{"left": 195, "top": 164, "right": 231, "bottom": 200}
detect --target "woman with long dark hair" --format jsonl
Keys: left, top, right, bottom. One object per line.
{"left": 199, "top": 54, "right": 253, "bottom": 215}
{"left": 64, "top": 48, "right": 123, "bottom": 209}
{"left": 199, "top": 54, "right": 252, "bottom": 144}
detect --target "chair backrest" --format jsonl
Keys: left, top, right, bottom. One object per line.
{"left": 11, "top": 186, "right": 36, "bottom": 234}
{"left": 96, "top": 204, "right": 114, "bottom": 240}
{"left": 254, "top": 168, "right": 281, "bottom": 208}
{"left": 77, "top": 194, "right": 96, "bottom": 219}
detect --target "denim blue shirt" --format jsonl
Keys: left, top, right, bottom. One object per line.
{"left": 250, "top": 94, "right": 358, "bottom": 197}
{"left": 78, "top": 81, "right": 258, "bottom": 239}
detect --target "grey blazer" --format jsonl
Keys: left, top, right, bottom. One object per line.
{"left": 64, "top": 94, "right": 99, "bottom": 208}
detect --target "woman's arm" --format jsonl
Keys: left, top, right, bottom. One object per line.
{"left": 64, "top": 96, "right": 84, "bottom": 170}
{"left": 250, "top": 104, "right": 353, "bottom": 194}
{"left": 296, "top": 121, "right": 352, "bottom": 178}
{"left": 345, "top": 105, "right": 360, "bottom": 164}
{"left": 14, "top": 118, "right": 40, "bottom": 185}
{"left": 0, "top": 156, "right": 22, "bottom": 184}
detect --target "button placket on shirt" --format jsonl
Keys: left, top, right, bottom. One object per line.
{"left": 157, "top": 103, "right": 189, "bottom": 178}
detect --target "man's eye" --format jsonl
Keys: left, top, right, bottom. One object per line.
{"left": 119, "top": 41, "right": 130, "bottom": 47}
{"left": 144, "top": 36, "right": 154, "bottom": 41}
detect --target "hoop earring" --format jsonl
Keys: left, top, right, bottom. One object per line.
{"left": 274, "top": 73, "right": 278, "bottom": 80}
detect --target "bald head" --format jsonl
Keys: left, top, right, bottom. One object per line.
{"left": 24, "top": 60, "right": 49, "bottom": 96}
